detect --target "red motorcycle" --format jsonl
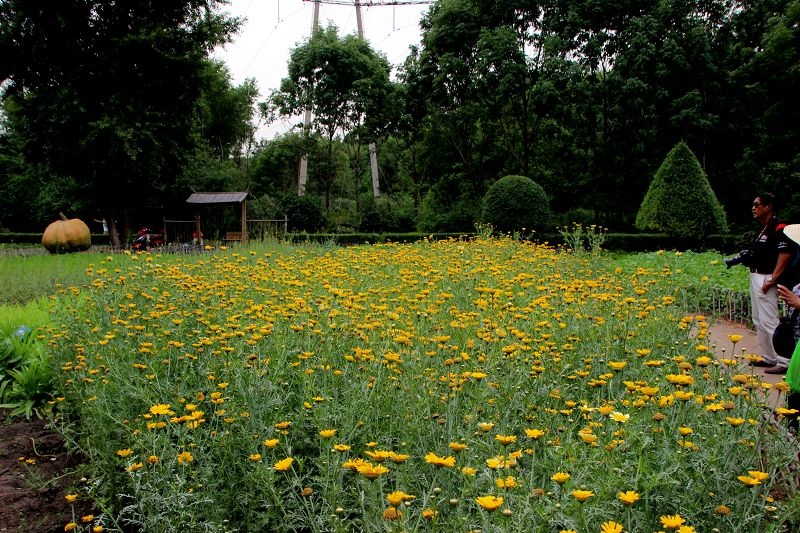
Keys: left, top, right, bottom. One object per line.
{"left": 132, "top": 227, "right": 166, "bottom": 251}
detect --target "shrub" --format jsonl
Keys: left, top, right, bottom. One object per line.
{"left": 636, "top": 141, "right": 728, "bottom": 238}
{"left": 417, "top": 192, "right": 478, "bottom": 233}
{"left": 358, "top": 194, "right": 416, "bottom": 233}
{"left": 481, "top": 175, "right": 551, "bottom": 233}
{"left": 276, "top": 194, "right": 327, "bottom": 233}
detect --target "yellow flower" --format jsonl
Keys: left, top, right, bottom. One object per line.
{"left": 301, "top": 487, "right": 313, "bottom": 497}
{"left": 332, "top": 443, "right": 351, "bottom": 452}
{"left": 714, "top": 505, "right": 731, "bottom": 515}
{"left": 249, "top": 453, "right": 262, "bottom": 462}
{"left": 64, "top": 523, "right": 78, "bottom": 532}
{"left": 448, "top": 441, "right": 468, "bottom": 452}
{"left": 601, "top": 521, "right": 624, "bottom": 533}
{"left": 386, "top": 490, "right": 416, "bottom": 507}
{"left": 486, "top": 457, "right": 505, "bottom": 469}
{"left": 388, "top": 451, "right": 410, "bottom": 463}
{"left": 116, "top": 448, "right": 134, "bottom": 458}
{"left": 274, "top": 420, "right": 291, "bottom": 430}
{"left": 677, "top": 526, "right": 696, "bottom": 533}
{"left": 738, "top": 475, "right": 761, "bottom": 486}
{"left": 660, "top": 514, "right": 686, "bottom": 529}
{"left": 525, "top": 428, "right": 546, "bottom": 439}
{"left": 571, "top": 489, "right": 594, "bottom": 502}
{"left": 496, "top": 475, "right": 518, "bottom": 489}
{"left": 319, "top": 428, "right": 337, "bottom": 438}
{"left": 728, "top": 334, "right": 743, "bottom": 343}
{"left": 617, "top": 490, "right": 640, "bottom": 505}
{"left": 274, "top": 457, "right": 294, "bottom": 472}
{"left": 92, "top": 527, "right": 104, "bottom": 533}
{"left": 495, "top": 434, "right": 517, "bottom": 446}
{"left": 475, "top": 495, "right": 504, "bottom": 511}
{"left": 356, "top": 462, "right": 389, "bottom": 479}
{"left": 365, "top": 449, "right": 393, "bottom": 463}
{"left": 551, "top": 472, "right": 571, "bottom": 484}
{"left": 422, "top": 508, "right": 438, "bottom": 520}
{"left": 726, "top": 417, "right": 745, "bottom": 426}
{"left": 382, "top": 507, "right": 402, "bottom": 521}
{"left": 461, "top": 466, "right": 477, "bottom": 476}
{"left": 342, "top": 458, "right": 369, "bottom": 471}
{"left": 149, "top": 403, "right": 173, "bottom": 415}
{"left": 748, "top": 470, "right": 769, "bottom": 481}
{"left": 478, "top": 422, "right": 495, "bottom": 432}
{"left": 65, "top": 494, "right": 78, "bottom": 503}
{"left": 263, "top": 438, "right": 280, "bottom": 448}
{"left": 126, "top": 462, "right": 144, "bottom": 472}
{"left": 147, "top": 455, "right": 159, "bottom": 464}
{"left": 609, "top": 411, "right": 630, "bottom": 423}
{"left": 425, "top": 452, "right": 456, "bottom": 468}
{"left": 81, "top": 515, "right": 94, "bottom": 523}
{"left": 177, "top": 451, "right": 194, "bottom": 464}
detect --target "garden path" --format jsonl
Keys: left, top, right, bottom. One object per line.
{"left": 706, "top": 318, "right": 785, "bottom": 407}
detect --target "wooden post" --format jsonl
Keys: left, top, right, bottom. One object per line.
{"left": 298, "top": 0, "right": 321, "bottom": 196}
{"left": 355, "top": 0, "right": 381, "bottom": 198}
{"left": 241, "top": 199, "right": 248, "bottom": 242}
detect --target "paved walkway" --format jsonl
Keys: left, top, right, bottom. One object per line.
{"left": 706, "top": 318, "right": 786, "bottom": 406}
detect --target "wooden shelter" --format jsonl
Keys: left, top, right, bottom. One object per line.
{"left": 186, "top": 192, "right": 251, "bottom": 242}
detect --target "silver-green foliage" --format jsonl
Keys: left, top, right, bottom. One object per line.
{"left": 636, "top": 142, "right": 728, "bottom": 238}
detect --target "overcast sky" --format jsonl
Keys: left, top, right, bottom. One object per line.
{"left": 212, "top": 0, "right": 431, "bottom": 141}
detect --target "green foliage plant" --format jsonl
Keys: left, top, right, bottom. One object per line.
{"left": 636, "top": 141, "right": 728, "bottom": 238}
{"left": 558, "top": 222, "right": 608, "bottom": 253}
{"left": 0, "top": 326, "right": 54, "bottom": 419}
{"left": 481, "top": 175, "right": 551, "bottom": 233}
{"left": 277, "top": 194, "right": 327, "bottom": 233}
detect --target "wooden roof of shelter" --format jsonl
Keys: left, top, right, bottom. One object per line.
{"left": 186, "top": 192, "right": 250, "bottom": 204}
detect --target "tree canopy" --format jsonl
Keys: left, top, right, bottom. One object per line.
{"left": 0, "top": 0, "right": 244, "bottom": 241}
{"left": 1, "top": 0, "right": 798, "bottom": 237}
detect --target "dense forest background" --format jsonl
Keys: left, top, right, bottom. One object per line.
{"left": 1, "top": 0, "right": 798, "bottom": 243}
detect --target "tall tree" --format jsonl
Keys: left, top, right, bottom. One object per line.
{"left": 0, "top": 0, "right": 240, "bottom": 244}
{"left": 270, "top": 25, "right": 397, "bottom": 210}
{"left": 729, "top": 0, "right": 800, "bottom": 224}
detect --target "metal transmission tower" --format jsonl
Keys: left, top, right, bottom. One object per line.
{"left": 297, "top": 0, "right": 432, "bottom": 198}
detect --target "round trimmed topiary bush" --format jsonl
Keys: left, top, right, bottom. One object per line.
{"left": 481, "top": 175, "right": 551, "bottom": 233}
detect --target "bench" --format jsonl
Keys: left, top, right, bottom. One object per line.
{"left": 223, "top": 231, "right": 243, "bottom": 243}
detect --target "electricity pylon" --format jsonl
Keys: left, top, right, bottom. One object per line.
{"left": 297, "top": 0, "right": 432, "bottom": 197}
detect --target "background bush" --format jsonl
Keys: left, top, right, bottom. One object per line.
{"left": 276, "top": 193, "right": 327, "bottom": 233}
{"left": 358, "top": 193, "right": 416, "bottom": 233}
{"left": 481, "top": 174, "right": 551, "bottom": 232}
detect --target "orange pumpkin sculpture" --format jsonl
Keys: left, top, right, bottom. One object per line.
{"left": 42, "top": 213, "right": 92, "bottom": 254}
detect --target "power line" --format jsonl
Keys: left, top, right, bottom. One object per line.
{"left": 302, "top": 0, "right": 433, "bottom": 5}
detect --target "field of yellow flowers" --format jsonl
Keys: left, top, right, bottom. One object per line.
{"left": 48, "top": 237, "right": 798, "bottom": 532}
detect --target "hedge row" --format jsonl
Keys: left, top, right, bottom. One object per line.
{"left": 0, "top": 231, "right": 743, "bottom": 253}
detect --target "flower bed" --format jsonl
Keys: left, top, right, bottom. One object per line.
{"left": 48, "top": 238, "right": 798, "bottom": 532}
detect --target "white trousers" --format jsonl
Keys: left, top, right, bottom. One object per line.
{"left": 750, "top": 272, "right": 790, "bottom": 366}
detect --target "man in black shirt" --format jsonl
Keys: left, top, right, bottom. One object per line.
{"left": 748, "top": 193, "right": 795, "bottom": 374}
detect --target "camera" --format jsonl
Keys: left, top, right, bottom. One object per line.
{"left": 724, "top": 249, "right": 753, "bottom": 269}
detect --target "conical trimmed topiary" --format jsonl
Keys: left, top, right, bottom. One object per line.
{"left": 635, "top": 141, "right": 728, "bottom": 238}
{"left": 482, "top": 175, "right": 551, "bottom": 233}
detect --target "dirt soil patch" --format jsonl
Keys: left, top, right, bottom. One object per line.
{"left": 0, "top": 410, "right": 93, "bottom": 532}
